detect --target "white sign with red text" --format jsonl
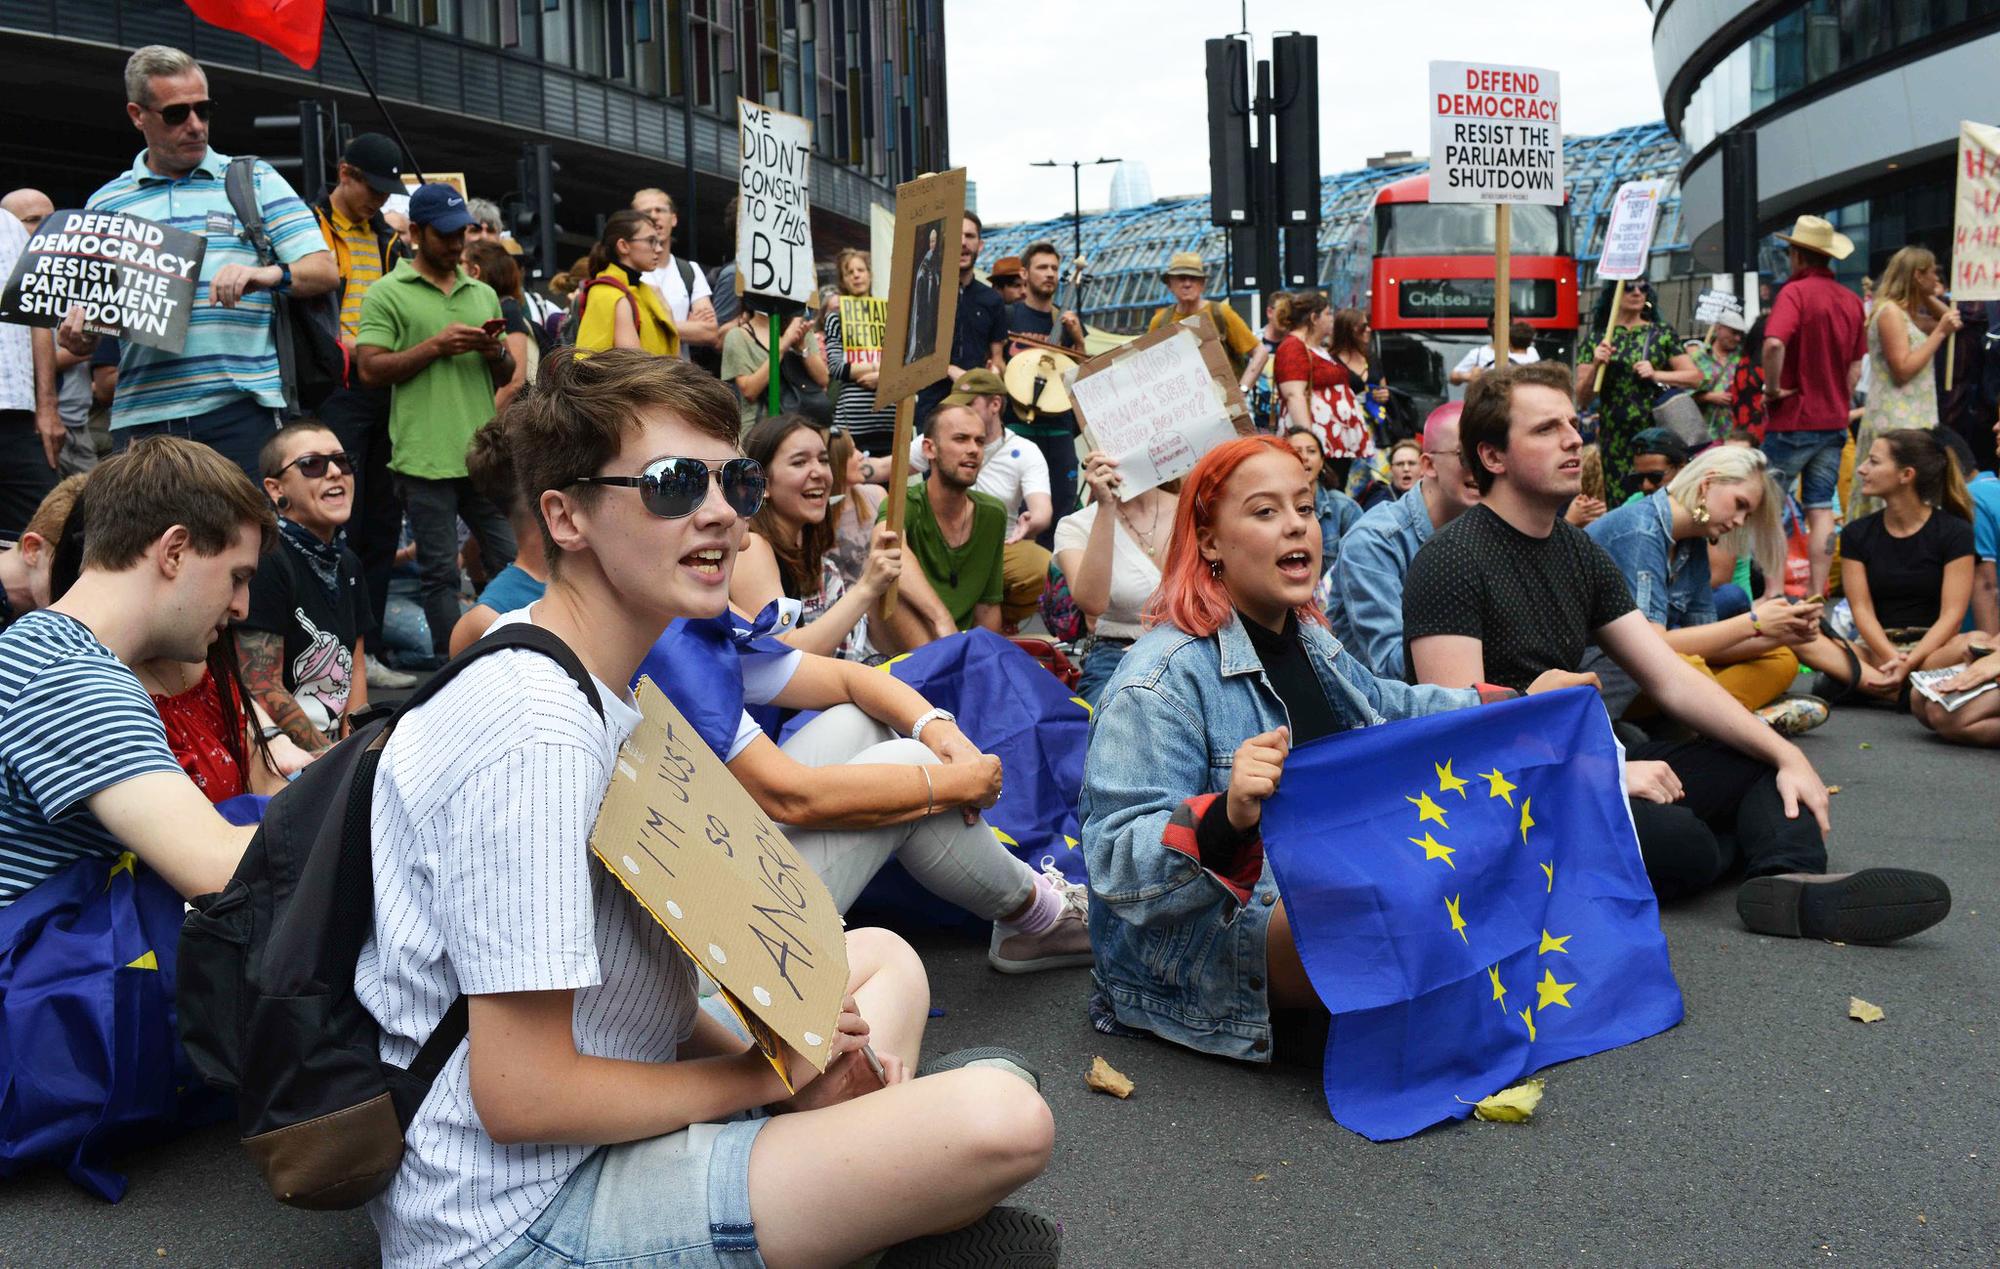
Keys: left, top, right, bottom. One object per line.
{"left": 1428, "top": 62, "right": 1563, "bottom": 206}
{"left": 1954, "top": 120, "right": 2000, "bottom": 301}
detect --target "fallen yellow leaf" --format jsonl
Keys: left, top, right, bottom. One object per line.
{"left": 1458, "top": 1077, "right": 1545, "bottom": 1122}
{"left": 1251, "top": 1173, "right": 1269, "bottom": 1182}
{"left": 1849, "top": 997, "right": 1885, "bottom": 1023}
{"left": 1086, "top": 1055, "right": 1135, "bottom": 1098}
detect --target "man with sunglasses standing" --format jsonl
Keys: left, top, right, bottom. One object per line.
{"left": 59, "top": 46, "right": 336, "bottom": 487}
{"left": 353, "top": 183, "right": 516, "bottom": 661}
{"left": 238, "top": 420, "right": 369, "bottom": 753}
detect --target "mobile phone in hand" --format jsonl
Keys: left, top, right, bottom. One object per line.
{"left": 481, "top": 318, "right": 507, "bottom": 338}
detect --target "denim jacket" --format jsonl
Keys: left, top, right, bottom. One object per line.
{"left": 1325, "top": 485, "right": 1434, "bottom": 679}
{"left": 1585, "top": 489, "right": 1715, "bottom": 629}
{"left": 1315, "top": 486, "right": 1363, "bottom": 576}
{"left": 1080, "top": 612, "right": 1480, "bottom": 1061}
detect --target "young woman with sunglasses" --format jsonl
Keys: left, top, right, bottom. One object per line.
{"left": 1574, "top": 279, "right": 1702, "bottom": 490}
{"left": 573, "top": 210, "right": 679, "bottom": 357}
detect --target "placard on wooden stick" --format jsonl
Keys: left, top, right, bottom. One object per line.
{"left": 875, "top": 168, "right": 967, "bottom": 409}
{"left": 590, "top": 679, "right": 849, "bottom": 1089}
{"left": 1063, "top": 310, "right": 1251, "bottom": 500}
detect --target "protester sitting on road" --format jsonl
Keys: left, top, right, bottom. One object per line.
{"left": 1574, "top": 279, "right": 1701, "bottom": 490}
{"left": 1913, "top": 642, "right": 2000, "bottom": 746}
{"left": 723, "top": 302, "right": 829, "bottom": 434}
{"left": 1964, "top": 416, "right": 2000, "bottom": 635}
{"left": 1284, "top": 427, "right": 1361, "bottom": 577}
{"left": 1617, "top": 427, "right": 1690, "bottom": 505}
{"left": 573, "top": 210, "right": 680, "bottom": 358}
{"left": 447, "top": 414, "right": 551, "bottom": 654}
{"left": 821, "top": 249, "right": 898, "bottom": 456}
{"left": 1387, "top": 438, "right": 1423, "bottom": 494}
{"left": 731, "top": 413, "right": 950, "bottom": 658}
{"left": 0, "top": 473, "right": 85, "bottom": 633}
{"left": 1403, "top": 362, "right": 1950, "bottom": 941}
{"left": 1080, "top": 434, "right": 1589, "bottom": 1062}
{"left": 1055, "top": 450, "right": 1173, "bottom": 709}
{"left": 1274, "top": 291, "right": 1371, "bottom": 488}
{"left": 235, "top": 421, "right": 369, "bottom": 754}
{"left": 1850, "top": 246, "right": 1960, "bottom": 522}
{"left": 461, "top": 239, "right": 537, "bottom": 411}
{"left": 879, "top": 404, "right": 1009, "bottom": 633}
{"left": 356, "top": 345, "right": 1058, "bottom": 1269}
{"left": 1326, "top": 403, "right": 1481, "bottom": 680}
{"left": 1840, "top": 428, "right": 1981, "bottom": 697}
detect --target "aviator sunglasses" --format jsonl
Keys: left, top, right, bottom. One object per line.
{"left": 272, "top": 451, "right": 355, "bottom": 480}
{"left": 572, "top": 456, "right": 766, "bottom": 519}
{"left": 146, "top": 99, "right": 216, "bottom": 127}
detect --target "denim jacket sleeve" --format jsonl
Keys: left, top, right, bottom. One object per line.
{"left": 1081, "top": 677, "right": 1263, "bottom": 931}
{"left": 1587, "top": 502, "right": 1670, "bottom": 627}
{"left": 1334, "top": 522, "right": 1412, "bottom": 678}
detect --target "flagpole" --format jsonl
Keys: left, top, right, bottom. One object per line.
{"left": 322, "top": 11, "right": 426, "bottom": 183}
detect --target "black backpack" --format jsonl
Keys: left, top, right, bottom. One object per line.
{"left": 175, "top": 624, "right": 602, "bottom": 1210}
{"left": 225, "top": 156, "right": 346, "bottom": 416}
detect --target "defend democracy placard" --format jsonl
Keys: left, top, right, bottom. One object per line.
{"left": 1428, "top": 61, "right": 1563, "bottom": 207}
{"left": 736, "top": 98, "right": 816, "bottom": 304}
{"left": 0, "top": 209, "right": 205, "bottom": 352}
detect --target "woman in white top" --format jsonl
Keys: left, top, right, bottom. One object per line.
{"left": 1056, "top": 449, "right": 1175, "bottom": 708}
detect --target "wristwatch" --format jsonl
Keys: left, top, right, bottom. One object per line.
{"left": 909, "top": 707, "right": 956, "bottom": 746}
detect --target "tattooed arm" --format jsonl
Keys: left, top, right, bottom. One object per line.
{"left": 236, "top": 629, "right": 332, "bottom": 753}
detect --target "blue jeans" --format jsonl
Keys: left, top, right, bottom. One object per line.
{"left": 114, "top": 395, "right": 281, "bottom": 489}
{"left": 1076, "top": 638, "right": 1131, "bottom": 712}
{"left": 1760, "top": 428, "right": 1846, "bottom": 512}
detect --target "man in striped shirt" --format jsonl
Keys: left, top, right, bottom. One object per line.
{"left": 56, "top": 45, "right": 336, "bottom": 485}
{"left": 0, "top": 436, "right": 274, "bottom": 908}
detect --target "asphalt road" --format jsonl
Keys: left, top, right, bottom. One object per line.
{"left": 3, "top": 703, "right": 1996, "bottom": 1268}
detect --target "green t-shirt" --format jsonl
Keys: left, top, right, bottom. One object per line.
{"left": 719, "top": 325, "right": 766, "bottom": 436}
{"left": 356, "top": 259, "right": 503, "bottom": 480}
{"left": 878, "top": 480, "right": 1007, "bottom": 629}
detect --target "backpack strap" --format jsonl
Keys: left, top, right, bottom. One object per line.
{"left": 675, "top": 254, "right": 695, "bottom": 299}
{"left": 225, "top": 156, "right": 277, "bottom": 267}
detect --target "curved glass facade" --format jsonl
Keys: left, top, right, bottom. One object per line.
{"left": 1679, "top": 0, "right": 2000, "bottom": 153}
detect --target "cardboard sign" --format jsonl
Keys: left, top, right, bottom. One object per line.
{"left": 590, "top": 679, "right": 849, "bottom": 1088}
{"left": 736, "top": 99, "right": 816, "bottom": 304}
{"left": 869, "top": 203, "right": 895, "bottom": 299}
{"left": 1693, "top": 287, "right": 1744, "bottom": 325}
{"left": 875, "top": 168, "right": 966, "bottom": 408}
{"left": 401, "top": 172, "right": 468, "bottom": 198}
{"left": 1065, "top": 311, "right": 1252, "bottom": 500}
{"left": 1595, "top": 179, "right": 1667, "bottom": 282}
{"left": 1954, "top": 120, "right": 2000, "bottom": 301}
{"left": 0, "top": 209, "right": 205, "bottom": 352}
{"left": 1428, "top": 62, "right": 1563, "bottom": 207}
{"left": 838, "top": 295, "right": 886, "bottom": 371}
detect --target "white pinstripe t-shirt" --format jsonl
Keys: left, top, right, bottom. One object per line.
{"left": 354, "top": 612, "right": 699, "bottom": 1269}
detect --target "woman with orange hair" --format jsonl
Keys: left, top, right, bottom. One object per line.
{"left": 1079, "top": 435, "right": 1591, "bottom": 1061}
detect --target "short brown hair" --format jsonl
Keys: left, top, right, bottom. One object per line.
{"left": 464, "top": 239, "right": 522, "bottom": 300}
{"left": 504, "top": 347, "right": 741, "bottom": 572}
{"left": 1021, "top": 241, "right": 1060, "bottom": 269}
{"left": 1458, "top": 361, "right": 1577, "bottom": 493}
{"left": 24, "top": 473, "right": 88, "bottom": 544}
{"left": 465, "top": 413, "right": 520, "bottom": 518}
{"left": 82, "top": 436, "right": 275, "bottom": 570}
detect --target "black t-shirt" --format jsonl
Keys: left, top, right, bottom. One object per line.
{"left": 242, "top": 536, "right": 365, "bottom": 731}
{"left": 1242, "top": 610, "right": 1339, "bottom": 746}
{"left": 1003, "top": 300, "right": 1085, "bottom": 438}
{"left": 1402, "top": 504, "right": 1637, "bottom": 692}
{"left": 1839, "top": 509, "right": 1975, "bottom": 630}
{"left": 916, "top": 278, "right": 1009, "bottom": 421}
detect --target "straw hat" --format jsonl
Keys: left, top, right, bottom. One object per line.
{"left": 1160, "top": 251, "right": 1208, "bottom": 282}
{"left": 1774, "top": 215, "right": 1854, "bottom": 261}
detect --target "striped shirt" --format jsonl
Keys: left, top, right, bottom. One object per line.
{"left": 354, "top": 608, "right": 698, "bottom": 1269}
{"left": 321, "top": 202, "right": 385, "bottom": 340}
{"left": 0, "top": 611, "right": 182, "bottom": 905}
{"left": 86, "top": 148, "right": 328, "bottom": 428}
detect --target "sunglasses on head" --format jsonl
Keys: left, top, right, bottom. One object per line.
{"left": 147, "top": 99, "right": 215, "bottom": 126}
{"left": 572, "top": 456, "right": 766, "bottom": 519}
{"left": 274, "top": 451, "right": 355, "bottom": 480}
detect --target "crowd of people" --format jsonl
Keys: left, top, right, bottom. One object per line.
{"left": 0, "top": 42, "right": 1995, "bottom": 1269}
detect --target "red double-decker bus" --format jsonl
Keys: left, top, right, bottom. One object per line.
{"left": 1368, "top": 174, "right": 1578, "bottom": 421}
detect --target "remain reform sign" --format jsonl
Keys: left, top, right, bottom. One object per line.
{"left": 1428, "top": 62, "right": 1563, "bottom": 207}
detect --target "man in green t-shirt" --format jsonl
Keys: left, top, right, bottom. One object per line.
{"left": 880, "top": 403, "right": 1007, "bottom": 631}
{"left": 354, "top": 183, "right": 516, "bottom": 656}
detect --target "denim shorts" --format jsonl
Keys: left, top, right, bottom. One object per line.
{"left": 1760, "top": 428, "right": 1847, "bottom": 512}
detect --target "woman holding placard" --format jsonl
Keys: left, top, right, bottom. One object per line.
{"left": 821, "top": 249, "right": 899, "bottom": 456}
{"left": 1055, "top": 449, "right": 1177, "bottom": 708}
{"left": 573, "top": 210, "right": 680, "bottom": 357}
{"left": 1273, "top": 291, "right": 1372, "bottom": 489}
{"left": 1575, "top": 279, "right": 1700, "bottom": 489}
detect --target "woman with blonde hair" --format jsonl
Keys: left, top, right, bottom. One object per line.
{"left": 1851, "top": 245, "right": 1962, "bottom": 519}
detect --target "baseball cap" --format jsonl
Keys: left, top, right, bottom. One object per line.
{"left": 340, "top": 133, "right": 405, "bottom": 196}
{"left": 1630, "top": 427, "right": 1690, "bottom": 466}
{"left": 407, "top": 183, "right": 475, "bottom": 233}
{"left": 988, "top": 256, "right": 1023, "bottom": 281}
{"left": 944, "top": 367, "right": 1006, "bottom": 406}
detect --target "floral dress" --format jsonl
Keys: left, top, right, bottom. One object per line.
{"left": 1594, "top": 320, "right": 1683, "bottom": 488}
{"left": 1687, "top": 340, "right": 1732, "bottom": 440}
{"left": 1850, "top": 303, "right": 1938, "bottom": 522}
{"left": 1274, "top": 335, "right": 1373, "bottom": 462}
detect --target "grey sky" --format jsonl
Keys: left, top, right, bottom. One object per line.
{"left": 944, "top": 0, "right": 1662, "bottom": 226}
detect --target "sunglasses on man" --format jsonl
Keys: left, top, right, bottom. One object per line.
{"left": 1620, "top": 468, "right": 1670, "bottom": 494}
{"left": 572, "top": 456, "right": 766, "bottom": 519}
{"left": 271, "top": 451, "right": 355, "bottom": 480}
{"left": 145, "top": 99, "right": 215, "bottom": 127}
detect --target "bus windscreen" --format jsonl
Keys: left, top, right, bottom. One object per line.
{"left": 1374, "top": 202, "right": 1566, "bottom": 257}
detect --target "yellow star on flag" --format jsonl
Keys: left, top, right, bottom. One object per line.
{"left": 1434, "top": 758, "right": 1469, "bottom": 799}
{"left": 1482, "top": 769, "right": 1517, "bottom": 806}
{"left": 1407, "top": 790, "right": 1449, "bottom": 828}
{"left": 1540, "top": 860, "right": 1555, "bottom": 892}
{"left": 1518, "top": 1005, "right": 1537, "bottom": 1042}
{"left": 1408, "top": 831, "right": 1457, "bottom": 870}
{"left": 105, "top": 851, "right": 137, "bottom": 890}
{"left": 125, "top": 949, "right": 158, "bottom": 971}
{"left": 1445, "top": 893, "right": 1468, "bottom": 944}
{"left": 1536, "top": 968, "right": 1577, "bottom": 1010}
{"left": 1518, "top": 797, "right": 1536, "bottom": 844}
{"left": 1487, "top": 964, "right": 1508, "bottom": 1009}
{"left": 1539, "top": 929, "right": 1571, "bottom": 955}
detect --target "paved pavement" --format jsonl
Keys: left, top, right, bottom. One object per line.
{"left": 2, "top": 703, "right": 1996, "bottom": 1267}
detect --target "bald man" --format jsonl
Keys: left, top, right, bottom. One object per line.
{"left": 0, "top": 188, "right": 52, "bottom": 233}
{"left": 5, "top": 188, "right": 98, "bottom": 476}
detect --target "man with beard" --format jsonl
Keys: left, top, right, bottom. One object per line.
{"left": 1004, "top": 241, "right": 1087, "bottom": 542}
{"left": 881, "top": 403, "right": 1007, "bottom": 632}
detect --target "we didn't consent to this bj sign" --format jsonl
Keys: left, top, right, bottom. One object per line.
{"left": 0, "top": 209, "right": 205, "bottom": 352}
{"left": 1428, "top": 62, "right": 1564, "bottom": 206}
{"left": 736, "top": 99, "right": 816, "bottom": 305}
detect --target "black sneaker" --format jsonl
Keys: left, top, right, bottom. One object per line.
{"left": 877, "top": 1205, "right": 1061, "bottom": 1269}
{"left": 1736, "top": 868, "right": 1951, "bottom": 944}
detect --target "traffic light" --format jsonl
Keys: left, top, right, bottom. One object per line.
{"left": 515, "top": 142, "right": 561, "bottom": 282}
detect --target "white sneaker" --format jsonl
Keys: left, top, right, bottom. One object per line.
{"left": 988, "top": 862, "right": 1093, "bottom": 974}
{"left": 365, "top": 652, "right": 418, "bottom": 690}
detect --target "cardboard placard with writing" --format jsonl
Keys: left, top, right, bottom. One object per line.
{"left": 1954, "top": 120, "right": 2000, "bottom": 301}
{"left": 0, "top": 209, "right": 206, "bottom": 353}
{"left": 875, "top": 168, "right": 967, "bottom": 408}
{"left": 736, "top": 99, "right": 816, "bottom": 304}
{"left": 1594, "top": 179, "right": 1667, "bottom": 282}
{"left": 838, "top": 295, "right": 886, "bottom": 371}
{"left": 1063, "top": 310, "right": 1252, "bottom": 500}
{"left": 1428, "top": 62, "right": 1563, "bottom": 207}
{"left": 590, "top": 679, "right": 849, "bottom": 1089}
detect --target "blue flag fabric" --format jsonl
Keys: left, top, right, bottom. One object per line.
{"left": 1260, "top": 688, "right": 1683, "bottom": 1141}
{"left": 0, "top": 853, "right": 230, "bottom": 1200}
{"left": 635, "top": 601, "right": 800, "bottom": 759}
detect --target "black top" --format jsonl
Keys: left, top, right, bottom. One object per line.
{"left": 242, "top": 534, "right": 365, "bottom": 730}
{"left": 1840, "top": 509, "right": 1975, "bottom": 630}
{"left": 916, "top": 278, "right": 1009, "bottom": 420}
{"left": 1402, "top": 504, "right": 1636, "bottom": 692}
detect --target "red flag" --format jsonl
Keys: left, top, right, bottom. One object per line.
{"left": 184, "top": 0, "right": 326, "bottom": 70}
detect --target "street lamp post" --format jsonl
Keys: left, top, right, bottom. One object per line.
{"left": 1031, "top": 156, "right": 1121, "bottom": 307}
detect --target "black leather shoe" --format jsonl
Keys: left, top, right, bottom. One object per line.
{"left": 1737, "top": 868, "right": 1951, "bottom": 944}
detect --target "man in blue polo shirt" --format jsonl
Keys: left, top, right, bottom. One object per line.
{"left": 56, "top": 45, "right": 336, "bottom": 484}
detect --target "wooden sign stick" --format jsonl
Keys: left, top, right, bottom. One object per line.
{"left": 1593, "top": 279, "right": 1626, "bottom": 393}
{"left": 881, "top": 394, "right": 916, "bottom": 618}
{"left": 1493, "top": 203, "right": 1512, "bottom": 372}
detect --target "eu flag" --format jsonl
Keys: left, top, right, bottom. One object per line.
{"left": 1260, "top": 687, "right": 1683, "bottom": 1140}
